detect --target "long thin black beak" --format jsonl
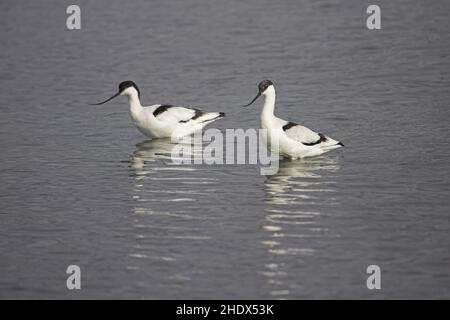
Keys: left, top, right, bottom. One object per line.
{"left": 90, "top": 91, "right": 120, "bottom": 105}
{"left": 242, "top": 92, "right": 261, "bottom": 107}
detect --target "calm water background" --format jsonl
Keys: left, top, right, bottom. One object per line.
{"left": 1, "top": 0, "right": 450, "bottom": 299}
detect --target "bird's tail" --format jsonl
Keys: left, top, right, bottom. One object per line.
{"left": 199, "top": 112, "right": 225, "bottom": 123}
{"left": 321, "top": 137, "right": 344, "bottom": 151}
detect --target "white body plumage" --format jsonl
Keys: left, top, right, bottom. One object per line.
{"left": 93, "top": 81, "right": 224, "bottom": 140}
{"left": 245, "top": 80, "right": 343, "bottom": 159}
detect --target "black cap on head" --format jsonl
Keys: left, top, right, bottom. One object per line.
{"left": 258, "top": 79, "right": 273, "bottom": 93}
{"left": 90, "top": 80, "right": 140, "bottom": 105}
{"left": 242, "top": 79, "right": 274, "bottom": 108}
{"left": 119, "top": 80, "right": 140, "bottom": 98}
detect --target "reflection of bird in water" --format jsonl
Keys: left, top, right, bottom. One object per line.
{"left": 260, "top": 156, "right": 340, "bottom": 298}
{"left": 129, "top": 137, "right": 204, "bottom": 172}
{"left": 265, "top": 156, "right": 340, "bottom": 206}
{"left": 125, "top": 138, "right": 215, "bottom": 277}
{"left": 130, "top": 139, "right": 174, "bottom": 171}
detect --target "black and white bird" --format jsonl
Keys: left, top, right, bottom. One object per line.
{"left": 92, "top": 81, "right": 225, "bottom": 140}
{"left": 243, "top": 80, "right": 343, "bottom": 159}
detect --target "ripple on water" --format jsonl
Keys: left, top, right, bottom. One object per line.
{"left": 125, "top": 139, "right": 219, "bottom": 283}
{"left": 260, "top": 157, "right": 341, "bottom": 297}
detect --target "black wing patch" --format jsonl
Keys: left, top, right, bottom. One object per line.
{"left": 153, "top": 105, "right": 174, "bottom": 117}
{"left": 190, "top": 108, "right": 205, "bottom": 120}
{"left": 179, "top": 108, "right": 205, "bottom": 123}
{"left": 283, "top": 122, "right": 327, "bottom": 146}
{"left": 302, "top": 133, "right": 327, "bottom": 146}
{"left": 282, "top": 122, "right": 298, "bottom": 131}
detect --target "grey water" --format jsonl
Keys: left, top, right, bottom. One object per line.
{"left": 1, "top": 0, "right": 450, "bottom": 299}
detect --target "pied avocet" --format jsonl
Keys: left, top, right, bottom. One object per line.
{"left": 92, "top": 81, "right": 225, "bottom": 140}
{"left": 243, "top": 80, "right": 343, "bottom": 159}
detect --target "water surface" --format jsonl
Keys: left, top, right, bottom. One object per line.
{"left": 1, "top": 0, "right": 450, "bottom": 299}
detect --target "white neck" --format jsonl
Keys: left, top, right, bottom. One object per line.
{"left": 125, "top": 90, "right": 144, "bottom": 123}
{"left": 126, "top": 90, "right": 142, "bottom": 111}
{"left": 262, "top": 86, "right": 276, "bottom": 117}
